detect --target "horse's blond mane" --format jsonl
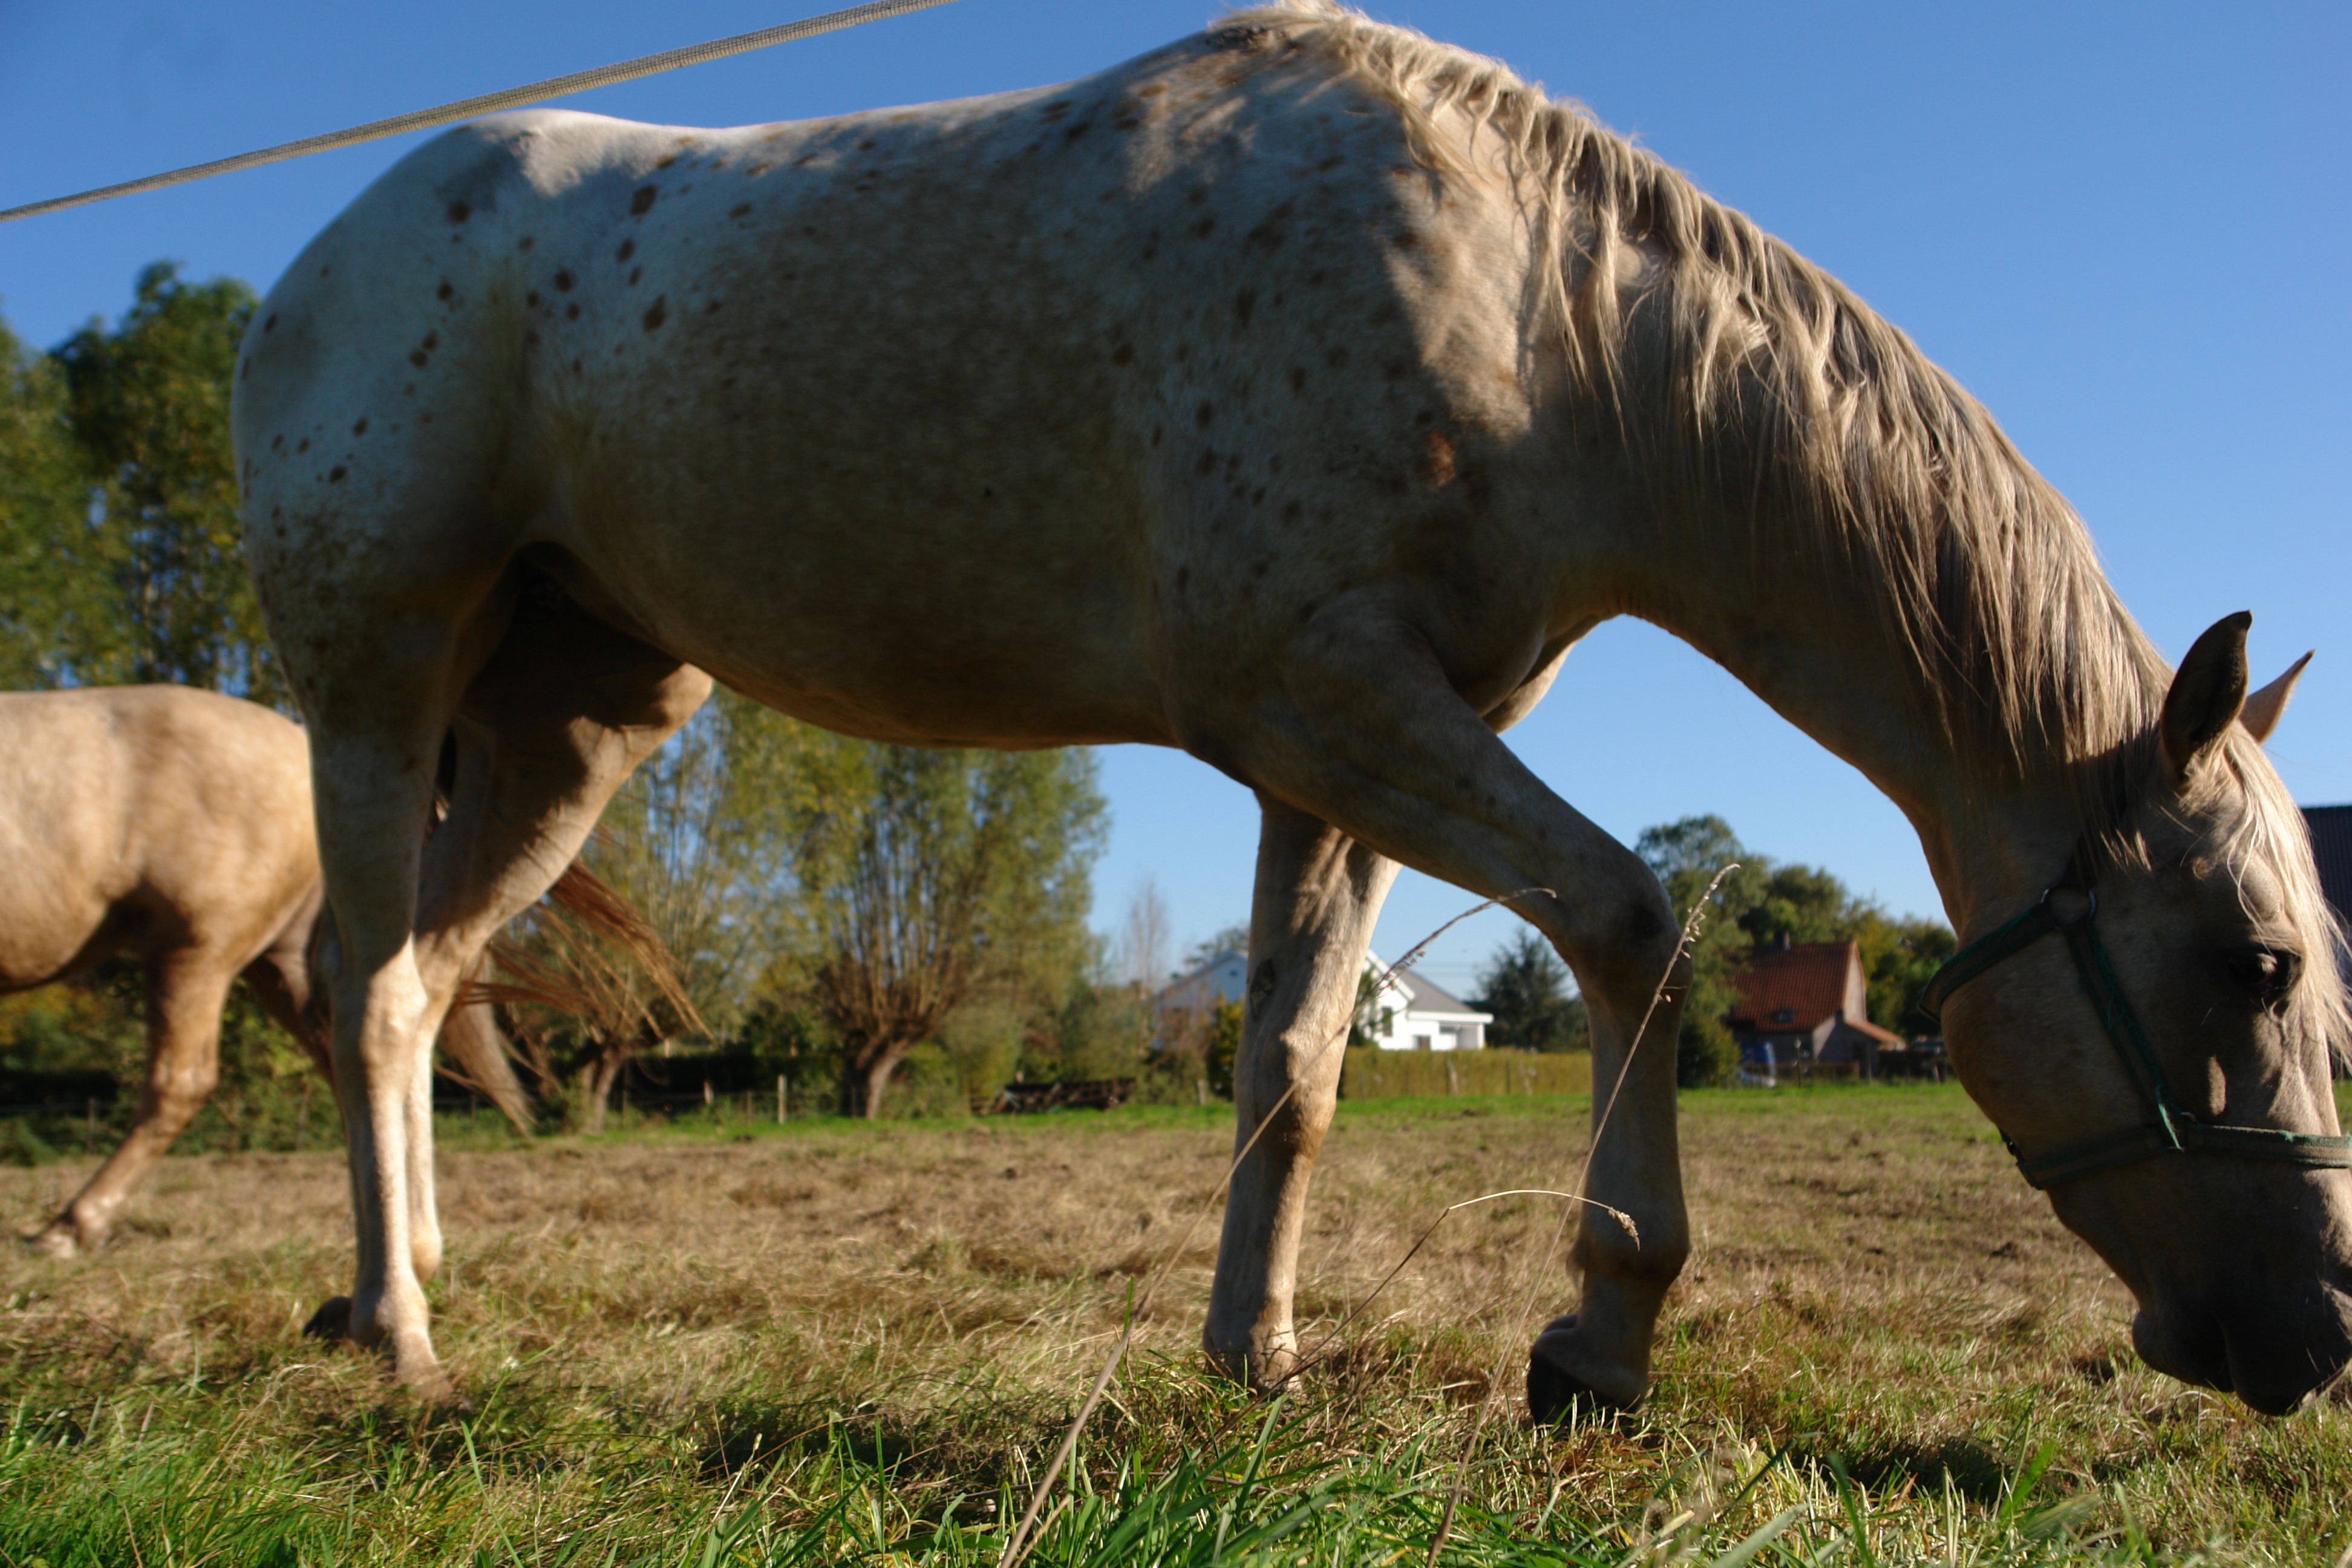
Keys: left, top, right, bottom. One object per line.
{"left": 1224, "top": 2, "right": 2347, "bottom": 1045}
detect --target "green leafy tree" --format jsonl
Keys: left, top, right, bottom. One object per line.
{"left": 1638, "top": 814, "right": 1956, "bottom": 1088}
{"left": 779, "top": 737, "right": 1106, "bottom": 1118}
{"left": 1637, "top": 815, "right": 1753, "bottom": 1088}
{"left": 1471, "top": 930, "right": 1589, "bottom": 1053}
{"left": 51, "top": 263, "right": 283, "bottom": 705}
{"left": 0, "top": 315, "right": 102, "bottom": 690}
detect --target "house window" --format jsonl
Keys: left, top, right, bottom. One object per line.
{"left": 1771, "top": 1008, "right": 1795, "bottom": 1024}
{"left": 1380, "top": 1008, "right": 1394, "bottom": 1037}
{"left": 1414, "top": 1034, "right": 1432, "bottom": 1051}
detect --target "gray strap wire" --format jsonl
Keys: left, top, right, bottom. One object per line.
{"left": 0, "top": 0, "right": 964, "bottom": 227}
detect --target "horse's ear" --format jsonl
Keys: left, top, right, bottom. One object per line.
{"left": 2160, "top": 612, "right": 2252, "bottom": 778}
{"left": 2238, "top": 650, "right": 2311, "bottom": 744}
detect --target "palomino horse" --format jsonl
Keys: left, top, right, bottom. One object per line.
{"left": 235, "top": 2, "right": 2352, "bottom": 1411}
{"left": 7, "top": 685, "right": 530, "bottom": 1256}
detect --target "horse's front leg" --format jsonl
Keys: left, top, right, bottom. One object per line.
{"left": 1227, "top": 603, "right": 1693, "bottom": 1413}
{"left": 1204, "top": 798, "right": 1399, "bottom": 1385}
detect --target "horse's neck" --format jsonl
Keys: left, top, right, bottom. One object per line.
{"left": 1626, "top": 534, "right": 2091, "bottom": 937}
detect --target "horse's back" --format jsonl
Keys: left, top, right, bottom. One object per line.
{"left": 0, "top": 687, "right": 316, "bottom": 982}
{"left": 237, "top": 22, "right": 1551, "bottom": 754}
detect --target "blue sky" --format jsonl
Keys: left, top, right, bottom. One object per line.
{"left": 3, "top": 0, "right": 2346, "bottom": 996}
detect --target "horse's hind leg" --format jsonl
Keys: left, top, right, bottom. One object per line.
{"left": 28, "top": 953, "right": 237, "bottom": 1255}
{"left": 1203, "top": 799, "right": 1399, "bottom": 1384}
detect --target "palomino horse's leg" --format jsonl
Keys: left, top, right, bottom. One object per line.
{"left": 1204, "top": 798, "right": 1399, "bottom": 1384}
{"left": 1226, "top": 606, "right": 1690, "bottom": 1413}
{"left": 28, "top": 953, "right": 238, "bottom": 1256}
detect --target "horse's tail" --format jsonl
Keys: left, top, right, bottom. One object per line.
{"left": 301, "top": 854, "right": 695, "bottom": 1122}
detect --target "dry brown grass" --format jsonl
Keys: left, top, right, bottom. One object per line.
{"left": 1, "top": 1087, "right": 2346, "bottom": 1562}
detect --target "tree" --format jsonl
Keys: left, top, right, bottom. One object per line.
{"left": 1472, "top": 930, "right": 1589, "bottom": 1053}
{"left": 1182, "top": 923, "right": 1252, "bottom": 973}
{"left": 1636, "top": 814, "right": 1958, "bottom": 1086}
{"left": 0, "top": 316, "right": 98, "bottom": 690}
{"left": 783, "top": 739, "right": 1106, "bottom": 1117}
{"left": 50, "top": 264, "right": 284, "bottom": 706}
{"left": 1637, "top": 815, "right": 1753, "bottom": 1088}
{"left": 1118, "top": 879, "right": 1174, "bottom": 990}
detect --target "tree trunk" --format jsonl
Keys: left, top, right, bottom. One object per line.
{"left": 581, "top": 1051, "right": 626, "bottom": 1135}
{"left": 843, "top": 1040, "right": 915, "bottom": 1120}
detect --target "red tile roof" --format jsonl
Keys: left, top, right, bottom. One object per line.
{"left": 1726, "top": 941, "right": 1864, "bottom": 1032}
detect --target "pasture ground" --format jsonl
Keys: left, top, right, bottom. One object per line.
{"left": 2, "top": 1082, "right": 2347, "bottom": 1565}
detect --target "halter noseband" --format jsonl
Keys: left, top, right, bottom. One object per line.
{"left": 1920, "top": 849, "right": 2352, "bottom": 1189}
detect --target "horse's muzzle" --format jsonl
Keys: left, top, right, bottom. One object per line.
{"left": 2133, "top": 1281, "right": 2352, "bottom": 1416}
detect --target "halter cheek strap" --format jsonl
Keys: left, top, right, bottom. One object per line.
{"left": 1919, "top": 850, "right": 2352, "bottom": 1190}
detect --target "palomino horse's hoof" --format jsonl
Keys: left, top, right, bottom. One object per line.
{"left": 22, "top": 1224, "right": 81, "bottom": 1259}
{"left": 1526, "top": 1315, "right": 1645, "bottom": 1423}
{"left": 302, "top": 1295, "right": 355, "bottom": 1341}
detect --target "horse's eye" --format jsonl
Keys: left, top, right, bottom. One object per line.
{"left": 2224, "top": 948, "right": 2298, "bottom": 1008}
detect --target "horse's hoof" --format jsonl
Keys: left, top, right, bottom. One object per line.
{"left": 302, "top": 1296, "right": 355, "bottom": 1341}
{"left": 21, "top": 1225, "right": 80, "bottom": 1259}
{"left": 1526, "top": 1316, "right": 1646, "bottom": 1423}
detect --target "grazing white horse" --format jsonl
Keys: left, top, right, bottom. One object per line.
{"left": 237, "top": 1, "right": 2351, "bottom": 1411}
{"left": 5, "top": 685, "right": 527, "bottom": 1256}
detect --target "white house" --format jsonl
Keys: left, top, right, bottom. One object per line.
{"left": 1153, "top": 948, "right": 1491, "bottom": 1051}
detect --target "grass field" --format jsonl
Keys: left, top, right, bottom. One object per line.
{"left": 2, "top": 1082, "right": 2347, "bottom": 1565}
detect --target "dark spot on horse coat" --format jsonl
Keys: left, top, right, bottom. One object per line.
{"left": 1315, "top": 154, "right": 1343, "bottom": 172}
{"left": 1289, "top": 367, "right": 1307, "bottom": 393}
{"left": 270, "top": 434, "right": 284, "bottom": 452}
{"left": 630, "top": 187, "right": 658, "bottom": 216}
{"left": 263, "top": 315, "right": 278, "bottom": 334}
{"left": 616, "top": 239, "right": 636, "bottom": 263}
{"left": 518, "top": 236, "right": 535, "bottom": 250}
{"left": 1063, "top": 120, "right": 1093, "bottom": 141}
{"left": 1039, "top": 100, "right": 1071, "bottom": 122}
{"left": 437, "top": 280, "right": 456, "bottom": 301}
{"left": 567, "top": 303, "right": 581, "bottom": 320}
{"left": 352, "top": 418, "right": 369, "bottom": 436}
{"left": 1196, "top": 401, "right": 1216, "bottom": 428}
{"left": 1234, "top": 287, "right": 1257, "bottom": 325}
{"left": 1281, "top": 500, "right": 1301, "bottom": 520}
{"left": 1394, "top": 229, "right": 1419, "bottom": 249}
{"left": 1249, "top": 960, "right": 1278, "bottom": 1010}
{"left": 629, "top": 267, "right": 643, "bottom": 286}
{"left": 526, "top": 291, "right": 541, "bottom": 308}
{"left": 730, "top": 203, "right": 752, "bottom": 218}
{"left": 423, "top": 332, "right": 439, "bottom": 351}
{"left": 1325, "top": 345, "right": 1349, "bottom": 368}
{"left": 240, "top": 359, "right": 251, "bottom": 381}
{"left": 1175, "top": 566, "right": 1190, "bottom": 593}
{"left": 1192, "top": 215, "right": 1217, "bottom": 238}
{"left": 446, "top": 200, "right": 471, "bottom": 223}
{"left": 410, "top": 350, "right": 429, "bottom": 367}
{"left": 554, "top": 270, "right": 575, "bottom": 292}
{"left": 655, "top": 154, "right": 678, "bottom": 169}
{"left": 642, "top": 297, "right": 668, "bottom": 331}
{"left": 327, "top": 466, "right": 347, "bottom": 483}
{"left": 1196, "top": 449, "right": 1217, "bottom": 475}
{"left": 1111, "top": 343, "right": 1135, "bottom": 365}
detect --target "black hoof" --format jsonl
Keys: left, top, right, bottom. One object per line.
{"left": 1527, "top": 1353, "right": 1601, "bottom": 1426}
{"left": 302, "top": 1295, "right": 354, "bottom": 1341}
